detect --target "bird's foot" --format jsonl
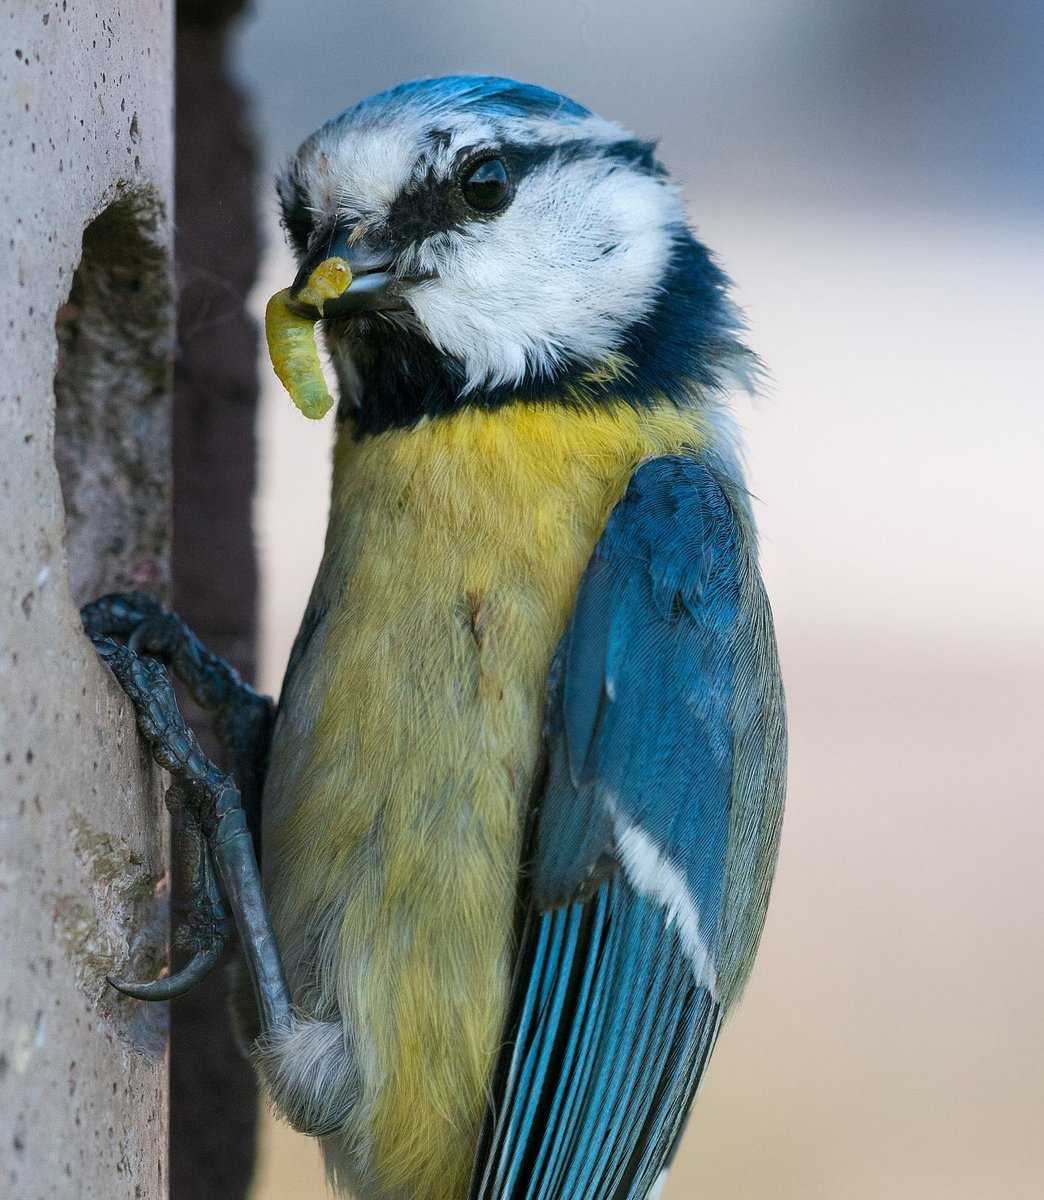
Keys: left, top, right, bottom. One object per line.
{"left": 90, "top": 635, "right": 237, "bottom": 999}
{"left": 83, "top": 629, "right": 290, "bottom": 1027}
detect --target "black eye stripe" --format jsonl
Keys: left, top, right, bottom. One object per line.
{"left": 381, "top": 133, "right": 660, "bottom": 253}
{"left": 383, "top": 151, "right": 516, "bottom": 248}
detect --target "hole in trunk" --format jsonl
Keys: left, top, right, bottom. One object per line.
{"left": 53, "top": 190, "right": 173, "bottom": 608}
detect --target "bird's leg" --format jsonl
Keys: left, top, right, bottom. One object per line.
{"left": 82, "top": 596, "right": 360, "bottom": 1132}
{"left": 82, "top": 592, "right": 276, "bottom": 1005}
{"left": 85, "top": 632, "right": 291, "bottom": 1035}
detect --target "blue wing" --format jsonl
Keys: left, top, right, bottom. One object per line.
{"left": 470, "top": 456, "right": 786, "bottom": 1200}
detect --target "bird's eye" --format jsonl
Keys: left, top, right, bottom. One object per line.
{"left": 459, "top": 156, "right": 512, "bottom": 213}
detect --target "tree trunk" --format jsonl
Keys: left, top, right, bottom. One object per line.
{"left": 0, "top": 3, "right": 175, "bottom": 1197}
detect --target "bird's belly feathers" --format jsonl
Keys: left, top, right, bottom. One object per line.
{"left": 261, "top": 403, "right": 708, "bottom": 1200}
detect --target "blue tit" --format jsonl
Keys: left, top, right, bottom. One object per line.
{"left": 257, "top": 75, "right": 786, "bottom": 1200}
{"left": 90, "top": 73, "right": 785, "bottom": 1200}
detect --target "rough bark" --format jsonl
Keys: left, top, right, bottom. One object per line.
{"left": 0, "top": 3, "right": 175, "bottom": 1197}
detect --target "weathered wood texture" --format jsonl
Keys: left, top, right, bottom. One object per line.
{"left": 0, "top": 3, "right": 175, "bottom": 1197}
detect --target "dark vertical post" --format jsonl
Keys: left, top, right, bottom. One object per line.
{"left": 172, "top": 3, "right": 262, "bottom": 1196}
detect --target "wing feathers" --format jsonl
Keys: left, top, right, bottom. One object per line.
{"left": 473, "top": 879, "right": 720, "bottom": 1200}
{"left": 470, "top": 456, "right": 781, "bottom": 1199}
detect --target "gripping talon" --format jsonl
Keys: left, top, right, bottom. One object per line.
{"left": 107, "top": 937, "right": 227, "bottom": 1001}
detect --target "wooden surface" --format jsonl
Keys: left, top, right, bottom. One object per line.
{"left": 0, "top": 2, "right": 174, "bottom": 1195}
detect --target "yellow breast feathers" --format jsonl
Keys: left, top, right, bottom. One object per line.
{"left": 262, "top": 399, "right": 709, "bottom": 1200}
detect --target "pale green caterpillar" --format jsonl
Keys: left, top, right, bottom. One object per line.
{"left": 265, "top": 257, "right": 352, "bottom": 420}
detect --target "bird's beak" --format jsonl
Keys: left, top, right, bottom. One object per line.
{"left": 288, "top": 226, "right": 407, "bottom": 318}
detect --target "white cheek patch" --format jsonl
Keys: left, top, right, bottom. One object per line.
{"left": 406, "top": 156, "right": 684, "bottom": 392}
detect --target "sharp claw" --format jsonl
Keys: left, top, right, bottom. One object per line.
{"left": 109, "top": 787, "right": 235, "bottom": 1005}
{"left": 108, "top": 937, "right": 227, "bottom": 1001}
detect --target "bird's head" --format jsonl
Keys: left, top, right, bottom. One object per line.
{"left": 277, "top": 76, "right": 751, "bottom": 435}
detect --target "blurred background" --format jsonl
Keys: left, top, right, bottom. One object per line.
{"left": 203, "top": 2, "right": 1043, "bottom": 1196}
